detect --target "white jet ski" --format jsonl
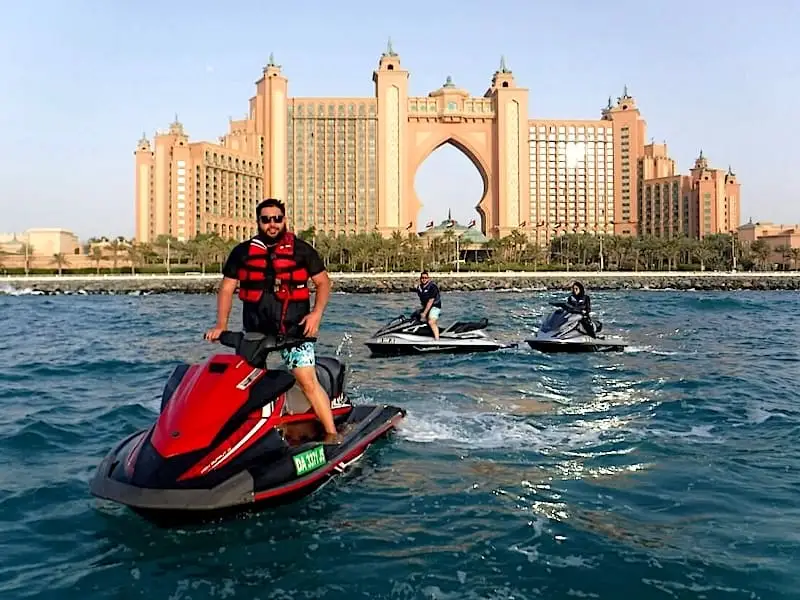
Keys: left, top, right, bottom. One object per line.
{"left": 365, "top": 312, "right": 510, "bottom": 357}
{"left": 526, "top": 302, "right": 628, "bottom": 353}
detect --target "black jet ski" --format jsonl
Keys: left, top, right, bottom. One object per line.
{"left": 89, "top": 331, "right": 406, "bottom": 527}
{"left": 364, "top": 312, "right": 510, "bottom": 357}
{"left": 525, "top": 302, "right": 628, "bottom": 353}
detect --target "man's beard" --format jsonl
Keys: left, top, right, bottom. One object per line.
{"left": 259, "top": 227, "right": 286, "bottom": 244}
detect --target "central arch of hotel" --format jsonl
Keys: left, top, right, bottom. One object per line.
{"left": 373, "top": 51, "right": 530, "bottom": 238}
{"left": 407, "top": 117, "right": 493, "bottom": 232}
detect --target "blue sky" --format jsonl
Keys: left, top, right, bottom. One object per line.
{"left": 1, "top": 0, "right": 797, "bottom": 240}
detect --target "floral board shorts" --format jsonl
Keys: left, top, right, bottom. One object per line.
{"left": 279, "top": 341, "right": 316, "bottom": 370}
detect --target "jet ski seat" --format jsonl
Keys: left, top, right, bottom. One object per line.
{"left": 283, "top": 356, "right": 347, "bottom": 415}
{"left": 445, "top": 318, "right": 489, "bottom": 334}
{"left": 315, "top": 356, "right": 346, "bottom": 402}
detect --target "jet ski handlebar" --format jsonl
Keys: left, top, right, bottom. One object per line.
{"left": 549, "top": 301, "right": 571, "bottom": 309}
{"left": 215, "top": 331, "right": 317, "bottom": 367}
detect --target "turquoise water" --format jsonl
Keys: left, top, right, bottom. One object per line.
{"left": 1, "top": 289, "right": 798, "bottom": 599}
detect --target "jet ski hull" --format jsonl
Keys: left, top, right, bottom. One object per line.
{"left": 365, "top": 334, "right": 508, "bottom": 357}
{"left": 89, "top": 404, "right": 405, "bottom": 527}
{"left": 526, "top": 337, "right": 627, "bottom": 353}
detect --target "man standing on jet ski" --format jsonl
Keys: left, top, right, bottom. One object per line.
{"left": 566, "top": 280, "right": 596, "bottom": 337}
{"left": 415, "top": 271, "right": 442, "bottom": 340}
{"left": 203, "top": 198, "right": 339, "bottom": 443}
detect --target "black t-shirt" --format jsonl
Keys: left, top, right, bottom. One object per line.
{"left": 417, "top": 281, "right": 442, "bottom": 309}
{"left": 222, "top": 234, "right": 326, "bottom": 336}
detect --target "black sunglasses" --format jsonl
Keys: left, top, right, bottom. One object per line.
{"left": 258, "top": 214, "right": 284, "bottom": 224}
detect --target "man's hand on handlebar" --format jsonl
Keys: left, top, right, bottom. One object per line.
{"left": 204, "top": 327, "right": 225, "bottom": 341}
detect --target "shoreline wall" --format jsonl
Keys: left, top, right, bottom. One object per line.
{"left": 2, "top": 272, "right": 800, "bottom": 294}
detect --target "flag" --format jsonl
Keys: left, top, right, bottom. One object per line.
{"left": 519, "top": 221, "right": 527, "bottom": 228}
{"left": 467, "top": 219, "right": 476, "bottom": 228}
{"left": 406, "top": 221, "right": 412, "bottom": 230}
{"left": 538, "top": 220, "right": 545, "bottom": 227}
{"left": 425, "top": 220, "right": 434, "bottom": 228}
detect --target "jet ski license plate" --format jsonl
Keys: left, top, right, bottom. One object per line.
{"left": 293, "top": 445, "right": 326, "bottom": 476}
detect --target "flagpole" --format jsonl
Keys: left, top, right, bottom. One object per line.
{"left": 456, "top": 234, "right": 460, "bottom": 273}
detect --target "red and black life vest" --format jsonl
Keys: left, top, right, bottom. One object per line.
{"left": 237, "top": 233, "right": 310, "bottom": 332}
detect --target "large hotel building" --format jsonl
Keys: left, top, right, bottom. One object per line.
{"left": 134, "top": 45, "right": 740, "bottom": 244}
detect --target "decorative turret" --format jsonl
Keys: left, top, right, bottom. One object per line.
{"left": 263, "top": 52, "right": 282, "bottom": 77}
{"left": 136, "top": 132, "right": 151, "bottom": 152}
{"left": 602, "top": 84, "right": 638, "bottom": 118}
{"left": 428, "top": 74, "right": 468, "bottom": 98}
{"left": 693, "top": 149, "right": 709, "bottom": 170}
{"left": 485, "top": 55, "right": 516, "bottom": 95}
{"left": 375, "top": 36, "right": 402, "bottom": 74}
{"left": 168, "top": 114, "right": 185, "bottom": 136}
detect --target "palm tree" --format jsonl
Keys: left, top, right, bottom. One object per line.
{"left": 185, "top": 234, "right": 219, "bottom": 274}
{"left": 126, "top": 243, "right": 147, "bottom": 274}
{"left": 106, "top": 239, "right": 125, "bottom": 272}
{"left": 790, "top": 247, "right": 800, "bottom": 271}
{"left": 774, "top": 245, "right": 792, "bottom": 271}
{"left": 692, "top": 238, "right": 716, "bottom": 271}
{"left": 18, "top": 243, "right": 33, "bottom": 275}
{"left": 90, "top": 246, "right": 103, "bottom": 274}
{"left": 51, "top": 253, "right": 68, "bottom": 276}
{"left": 749, "top": 240, "right": 771, "bottom": 271}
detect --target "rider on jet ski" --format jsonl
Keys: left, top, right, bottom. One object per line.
{"left": 204, "top": 198, "right": 340, "bottom": 443}
{"left": 413, "top": 271, "right": 442, "bottom": 340}
{"left": 566, "top": 280, "right": 596, "bottom": 337}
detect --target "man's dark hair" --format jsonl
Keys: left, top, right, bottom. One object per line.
{"left": 256, "top": 198, "right": 285, "bottom": 217}
{"left": 420, "top": 271, "right": 429, "bottom": 277}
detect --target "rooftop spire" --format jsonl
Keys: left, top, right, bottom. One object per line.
{"left": 385, "top": 37, "right": 397, "bottom": 56}
{"left": 499, "top": 55, "right": 509, "bottom": 73}
{"left": 264, "top": 53, "right": 281, "bottom": 71}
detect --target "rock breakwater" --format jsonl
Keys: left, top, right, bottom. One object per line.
{"left": 2, "top": 272, "right": 799, "bottom": 296}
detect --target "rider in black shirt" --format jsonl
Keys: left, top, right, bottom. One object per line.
{"left": 415, "top": 271, "right": 442, "bottom": 340}
{"left": 566, "top": 280, "right": 596, "bottom": 337}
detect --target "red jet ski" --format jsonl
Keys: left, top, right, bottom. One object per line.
{"left": 89, "top": 331, "right": 406, "bottom": 527}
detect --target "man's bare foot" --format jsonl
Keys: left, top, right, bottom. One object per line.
{"left": 323, "top": 431, "right": 343, "bottom": 444}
